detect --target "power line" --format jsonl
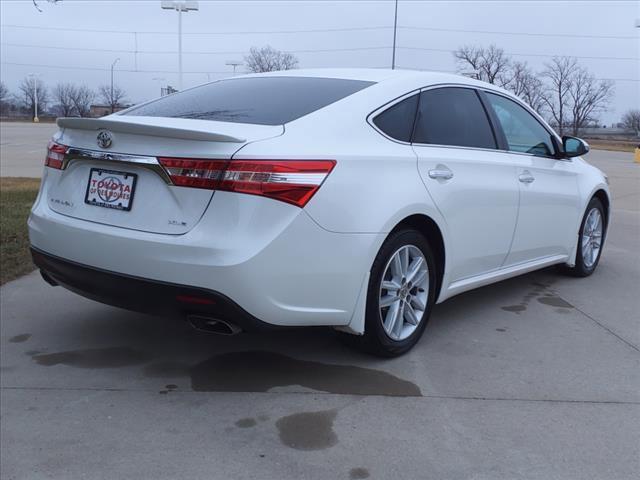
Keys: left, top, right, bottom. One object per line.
{"left": 1, "top": 42, "right": 392, "bottom": 55}
{"left": 3, "top": 61, "right": 638, "bottom": 83}
{"left": 3, "top": 42, "right": 636, "bottom": 62}
{"left": 399, "top": 25, "right": 636, "bottom": 40}
{"left": 2, "top": 23, "right": 636, "bottom": 40}
{"left": 0, "top": 61, "right": 230, "bottom": 75}
{"left": 398, "top": 46, "right": 638, "bottom": 61}
{"left": 0, "top": 24, "right": 393, "bottom": 35}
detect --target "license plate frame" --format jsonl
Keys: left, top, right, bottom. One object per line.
{"left": 84, "top": 168, "right": 138, "bottom": 211}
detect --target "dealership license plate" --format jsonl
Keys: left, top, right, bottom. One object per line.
{"left": 85, "top": 168, "right": 137, "bottom": 211}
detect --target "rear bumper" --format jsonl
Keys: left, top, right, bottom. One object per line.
{"left": 29, "top": 188, "right": 384, "bottom": 327}
{"left": 31, "top": 247, "right": 274, "bottom": 331}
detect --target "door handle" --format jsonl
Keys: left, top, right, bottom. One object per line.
{"left": 428, "top": 168, "right": 454, "bottom": 180}
{"left": 519, "top": 171, "right": 535, "bottom": 184}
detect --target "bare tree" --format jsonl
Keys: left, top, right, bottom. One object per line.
{"left": 244, "top": 46, "right": 298, "bottom": 73}
{"left": 503, "top": 61, "right": 546, "bottom": 115}
{"left": 19, "top": 76, "right": 48, "bottom": 116}
{"left": 0, "top": 81, "right": 10, "bottom": 115}
{"left": 32, "top": 0, "right": 60, "bottom": 12}
{"left": 98, "top": 84, "right": 127, "bottom": 113}
{"left": 621, "top": 109, "right": 640, "bottom": 136}
{"left": 540, "top": 57, "right": 579, "bottom": 136}
{"left": 453, "top": 44, "right": 511, "bottom": 86}
{"left": 0, "top": 81, "right": 8, "bottom": 103}
{"left": 52, "top": 82, "right": 76, "bottom": 117}
{"left": 70, "top": 85, "right": 95, "bottom": 117}
{"left": 568, "top": 68, "right": 613, "bottom": 136}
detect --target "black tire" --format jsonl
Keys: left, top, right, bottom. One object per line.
{"left": 560, "top": 197, "right": 606, "bottom": 277}
{"left": 344, "top": 229, "right": 437, "bottom": 357}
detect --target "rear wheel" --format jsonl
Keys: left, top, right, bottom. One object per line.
{"left": 348, "top": 229, "right": 437, "bottom": 357}
{"left": 562, "top": 197, "right": 606, "bottom": 277}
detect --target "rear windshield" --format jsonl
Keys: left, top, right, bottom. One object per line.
{"left": 124, "top": 76, "right": 375, "bottom": 125}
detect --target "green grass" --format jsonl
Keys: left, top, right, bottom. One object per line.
{"left": 1, "top": 178, "right": 40, "bottom": 285}
{"left": 584, "top": 139, "right": 637, "bottom": 153}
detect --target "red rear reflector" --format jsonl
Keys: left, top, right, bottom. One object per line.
{"left": 158, "top": 158, "right": 336, "bottom": 208}
{"left": 45, "top": 141, "right": 67, "bottom": 169}
{"left": 176, "top": 295, "right": 216, "bottom": 305}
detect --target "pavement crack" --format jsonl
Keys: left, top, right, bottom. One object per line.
{"left": 1, "top": 385, "right": 638, "bottom": 405}
{"left": 571, "top": 303, "right": 640, "bottom": 353}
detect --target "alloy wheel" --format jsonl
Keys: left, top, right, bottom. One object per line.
{"left": 378, "top": 245, "right": 429, "bottom": 341}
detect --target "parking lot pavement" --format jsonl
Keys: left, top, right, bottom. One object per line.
{"left": 1, "top": 150, "right": 639, "bottom": 479}
{"left": 0, "top": 122, "right": 58, "bottom": 177}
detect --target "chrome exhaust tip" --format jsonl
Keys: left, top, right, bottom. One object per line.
{"left": 187, "top": 315, "right": 242, "bottom": 336}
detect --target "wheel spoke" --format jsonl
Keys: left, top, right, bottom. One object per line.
{"left": 394, "top": 302, "right": 405, "bottom": 337}
{"left": 411, "top": 269, "right": 427, "bottom": 288}
{"left": 406, "top": 256, "right": 424, "bottom": 283}
{"left": 384, "top": 301, "right": 401, "bottom": 336}
{"left": 403, "top": 302, "right": 419, "bottom": 325}
{"left": 410, "top": 295, "right": 426, "bottom": 311}
{"left": 381, "top": 280, "right": 400, "bottom": 292}
{"left": 391, "top": 253, "right": 403, "bottom": 278}
{"left": 594, "top": 214, "right": 602, "bottom": 232}
{"left": 400, "top": 248, "right": 409, "bottom": 277}
{"left": 380, "top": 295, "right": 400, "bottom": 308}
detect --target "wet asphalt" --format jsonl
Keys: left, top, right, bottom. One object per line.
{"left": 1, "top": 149, "right": 638, "bottom": 479}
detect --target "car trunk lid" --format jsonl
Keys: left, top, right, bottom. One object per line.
{"left": 48, "top": 116, "right": 283, "bottom": 234}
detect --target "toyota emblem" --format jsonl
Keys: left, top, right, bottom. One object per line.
{"left": 97, "top": 130, "right": 113, "bottom": 149}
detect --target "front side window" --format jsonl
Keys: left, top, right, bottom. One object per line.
{"left": 373, "top": 94, "right": 419, "bottom": 142}
{"left": 485, "top": 92, "right": 555, "bottom": 157}
{"left": 413, "top": 87, "right": 496, "bottom": 149}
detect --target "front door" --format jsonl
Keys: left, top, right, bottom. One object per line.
{"left": 482, "top": 91, "right": 580, "bottom": 266}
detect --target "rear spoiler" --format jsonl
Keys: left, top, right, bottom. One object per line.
{"left": 57, "top": 117, "right": 246, "bottom": 143}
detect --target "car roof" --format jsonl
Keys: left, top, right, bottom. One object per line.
{"left": 243, "top": 68, "right": 511, "bottom": 95}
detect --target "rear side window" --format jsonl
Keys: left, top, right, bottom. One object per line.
{"left": 485, "top": 92, "right": 555, "bottom": 157}
{"left": 373, "top": 94, "right": 419, "bottom": 142}
{"left": 413, "top": 87, "right": 496, "bottom": 149}
{"left": 124, "top": 76, "right": 375, "bottom": 125}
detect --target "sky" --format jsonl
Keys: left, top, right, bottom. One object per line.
{"left": 0, "top": 0, "right": 638, "bottom": 124}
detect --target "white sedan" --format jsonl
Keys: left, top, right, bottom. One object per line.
{"left": 29, "top": 69, "right": 610, "bottom": 356}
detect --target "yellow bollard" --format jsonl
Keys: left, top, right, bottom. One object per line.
{"left": 635, "top": 145, "right": 640, "bottom": 164}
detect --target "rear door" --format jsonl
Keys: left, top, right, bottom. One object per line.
{"left": 412, "top": 87, "right": 519, "bottom": 282}
{"left": 482, "top": 91, "right": 581, "bottom": 265}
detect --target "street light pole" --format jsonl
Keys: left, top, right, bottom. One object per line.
{"left": 161, "top": 1, "right": 199, "bottom": 91}
{"left": 178, "top": 5, "right": 183, "bottom": 89}
{"left": 28, "top": 73, "right": 39, "bottom": 122}
{"left": 110, "top": 58, "right": 120, "bottom": 113}
{"left": 391, "top": 0, "right": 398, "bottom": 69}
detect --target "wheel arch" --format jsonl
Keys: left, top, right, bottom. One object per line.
{"left": 592, "top": 188, "right": 610, "bottom": 228}
{"left": 391, "top": 214, "right": 446, "bottom": 301}
{"left": 567, "top": 185, "right": 611, "bottom": 267}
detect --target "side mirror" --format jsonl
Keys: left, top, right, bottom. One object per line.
{"left": 562, "top": 136, "right": 590, "bottom": 158}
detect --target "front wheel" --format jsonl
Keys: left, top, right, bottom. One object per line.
{"left": 353, "top": 229, "right": 437, "bottom": 357}
{"left": 562, "top": 197, "right": 606, "bottom": 277}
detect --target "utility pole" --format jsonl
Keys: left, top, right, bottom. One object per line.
{"left": 161, "top": 1, "right": 199, "bottom": 91}
{"left": 226, "top": 60, "right": 243, "bottom": 75}
{"left": 110, "top": 57, "right": 120, "bottom": 113}
{"left": 391, "top": 0, "right": 398, "bottom": 69}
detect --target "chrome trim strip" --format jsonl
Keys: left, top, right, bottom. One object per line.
{"left": 367, "top": 82, "right": 566, "bottom": 161}
{"left": 62, "top": 147, "right": 173, "bottom": 185}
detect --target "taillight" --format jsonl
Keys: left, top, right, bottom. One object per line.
{"left": 45, "top": 141, "right": 67, "bottom": 169}
{"left": 158, "top": 158, "right": 336, "bottom": 208}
